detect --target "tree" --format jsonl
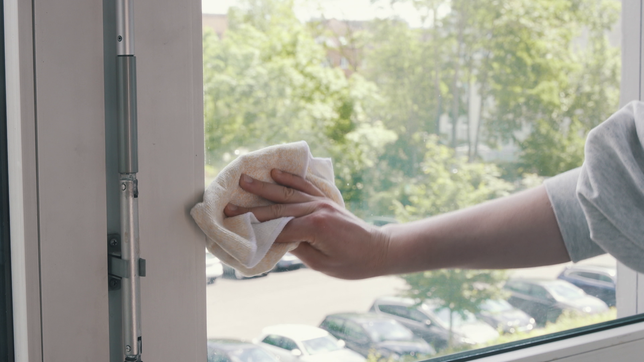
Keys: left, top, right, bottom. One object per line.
{"left": 202, "top": 0, "right": 397, "bottom": 210}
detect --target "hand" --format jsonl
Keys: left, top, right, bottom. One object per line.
{"left": 223, "top": 169, "right": 392, "bottom": 280}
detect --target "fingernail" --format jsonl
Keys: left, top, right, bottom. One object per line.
{"left": 227, "top": 204, "right": 238, "bottom": 211}
{"left": 242, "top": 174, "right": 253, "bottom": 184}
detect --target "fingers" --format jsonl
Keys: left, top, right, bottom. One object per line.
{"left": 270, "top": 169, "right": 325, "bottom": 197}
{"left": 224, "top": 201, "right": 319, "bottom": 222}
{"left": 239, "top": 173, "right": 318, "bottom": 204}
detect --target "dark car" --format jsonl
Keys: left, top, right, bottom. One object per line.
{"left": 503, "top": 279, "right": 609, "bottom": 325}
{"left": 557, "top": 265, "right": 616, "bottom": 307}
{"left": 369, "top": 297, "right": 498, "bottom": 351}
{"left": 207, "top": 339, "right": 279, "bottom": 362}
{"left": 476, "top": 299, "right": 536, "bottom": 334}
{"left": 319, "top": 312, "right": 435, "bottom": 360}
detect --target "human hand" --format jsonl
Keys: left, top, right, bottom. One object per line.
{"left": 223, "top": 169, "right": 392, "bottom": 280}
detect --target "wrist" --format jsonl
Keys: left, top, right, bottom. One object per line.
{"left": 371, "top": 224, "right": 395, "bottom": 277}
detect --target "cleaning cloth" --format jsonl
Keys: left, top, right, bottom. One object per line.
{"left": 190, "top": 141, "right": 344, "bottom": 276}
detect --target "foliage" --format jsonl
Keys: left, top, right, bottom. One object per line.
{"left": 394, "top": 138, "right": 514, "bottom": 219}
{"left": 203, "top": 0, "right": 396, "bottom": 204}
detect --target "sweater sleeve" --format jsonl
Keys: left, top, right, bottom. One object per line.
{"left": 544, "top": 168, "right": 605, "bottom": 262}
{"left": 575, "top": 101, "right": 644, "bottom": 273}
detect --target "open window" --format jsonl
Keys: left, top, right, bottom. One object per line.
{"left": 5, "top": 0, "right": 644, "bottom": 361}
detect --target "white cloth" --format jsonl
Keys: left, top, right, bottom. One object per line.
{"left": 191, "top": 141, "right": 344, "bottom": 276}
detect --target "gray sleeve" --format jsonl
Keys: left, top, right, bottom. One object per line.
{"left": 576, "top": 101, "right": 644, "bottom": 273}
{"left": 544, "top": 168, "right": 606, "bottom": 262}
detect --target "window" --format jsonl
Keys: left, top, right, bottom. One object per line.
{"left": 261, "top": 335, "right": 281, "bottom": 348}
{"left": 8, "top": 0, "right": 644, "bottom": 361}
{"left": 320, "top": 317, "right": 344, "bottom": 334}
{"left": 200, "top": 0, "right": 641, "bottom": 360}
{"left": 343, "top": 321, "right": 368, "bottom": 341}
{"left": 379, "top": 304, "right": 410, "bottom": 319}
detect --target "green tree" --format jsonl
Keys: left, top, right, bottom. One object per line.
{"left": 202, "top": 0, "right": 397, "bottom": 207}
{"left": 393, "top": 138, "right": 514, "bottom": 218}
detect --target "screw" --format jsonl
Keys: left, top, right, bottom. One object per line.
{"left": 118, "top": 35, "right": 123, "bottom": 42}
{"left": 125, "top": 345, "right": 131, "bottom": 352}
{"left": 110, "top": 238, "right": 118, "bottom": 247}
{"left": 109, "top": 279, "right": 120, "bottom": 289}
{"left": 121, "top": 183, "right": 127, "bottom": 191}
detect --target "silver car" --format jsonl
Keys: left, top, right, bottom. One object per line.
{"left": 255, "top": 324, "right": 366, "bottom": 362}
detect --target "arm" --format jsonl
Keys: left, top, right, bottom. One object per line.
{"left": 382, "top": 184, "right": 570, "bottom": 274}
{"left": 224, "top": 170, "right": 571, "bottom": 280}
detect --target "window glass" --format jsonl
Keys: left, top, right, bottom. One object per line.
{"left": 408, "top": 308, "right": 431, "bottom": 323}
{"left": 343, "top": 321, "right": 367, "bottom": 341}
{"left": 379, "top": 305, "right": 410, "bottom": 318}
{"left": 546, "top": 281, "right": 587, "bottom": 301}
{"left": 279, "top": 338, "right": 298, "bottom": 351}
{"left": 320, "top": 317, "right": 344, "bottom": 333}
{"left": 261, "top": 335, "right": 281, "bottom": 347}
{"left": 203, "top": 0, "right": 621, "bottom": 360}
{"left": 506, "top": 281, "right": 530, "bottom": 295}
{"left": 480, "top": 299, "right": 514, "bottom": 314}
{"left": 530, "top": 285, "right": 551, "bottom": 299}
{"left": 363, "top": 320, "right": 415, "bottom": 342}
{"left": 433, "top": 308, "right": 478, "bottom": 328}
{"left": 300, "top": 336, "right": 341, "bottom": 355}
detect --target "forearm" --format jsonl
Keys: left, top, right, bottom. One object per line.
{"left": 381, "top": 185, "right": 571, "bottom": 274}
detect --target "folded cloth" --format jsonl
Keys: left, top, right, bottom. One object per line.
{"left": 190, "top": 141, "right": 344, "bottom": 276}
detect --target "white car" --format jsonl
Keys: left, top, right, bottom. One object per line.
{"left": 256, "top": 324, "right": 366, "bottom": 362}
{"left": 206, "top": 252, "right": 224, "bottom": 284}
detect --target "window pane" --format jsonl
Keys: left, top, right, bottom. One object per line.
{"left": 203, "top": 0, "right": 622, "bottom": 360}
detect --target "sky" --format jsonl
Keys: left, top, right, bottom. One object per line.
{"left": 201, "top": 0, "right": 443, "bottom": 27}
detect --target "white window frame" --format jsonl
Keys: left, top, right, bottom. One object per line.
{"left": 5, "top": 0, "right": 206, "bottom": 361}
{"left": 4, "top": 0, "right": 644, "bottom": 361}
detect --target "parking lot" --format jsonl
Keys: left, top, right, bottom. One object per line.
{"left": 206, "top": 254, "right": 615, "bottom": 341}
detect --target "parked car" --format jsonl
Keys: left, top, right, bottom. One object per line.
{"left": 208, "top": 339, "right": 280, "bottom": 362}
{"left": 557, "top": 265, "right": 616, "bottom": 307}
{"left": 476, "top": 299, "right": 536, "bottom": 334}
{"left": 503, "top": 279, "right": 609, "bottom": 325}
{"left": 319, "top": 312, "right": 435, "bottom": 360}
{"left": 255, "top": 324, "right": 365, "bottom": 362}
{"left": 369, "top": 296, "right": 498, "bottom": 351}
{"left": 206, "top": 252, "right": 224, "bottom": 284}
{"left": 272, "top": 252, "right": 304, "bottom": 272}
